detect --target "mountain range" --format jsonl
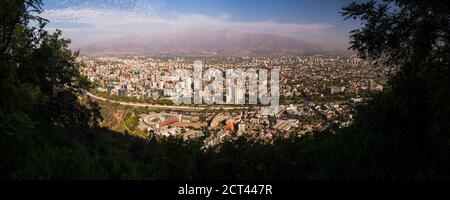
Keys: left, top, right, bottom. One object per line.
{"left": 78, "top": 29, "right": 343, "bottom": 56}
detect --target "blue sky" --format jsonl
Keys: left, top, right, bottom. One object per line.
{"left": 41, "top": 0, "right": 362, "bottom": 49}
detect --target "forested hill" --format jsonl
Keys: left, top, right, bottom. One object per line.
{"left": 1, "top": 0, "right": 449, "bottom": 179}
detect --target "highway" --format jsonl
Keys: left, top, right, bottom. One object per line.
{"left": 84, "top": 91, "right": 249, "bottom": 111}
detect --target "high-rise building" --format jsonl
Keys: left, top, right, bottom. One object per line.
{"left": 118, "top": 87, "right": 127, "bottom": 97}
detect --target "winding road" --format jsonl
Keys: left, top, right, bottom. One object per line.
{"left": 84, "top": 91, "right": 249, "bottom": 111}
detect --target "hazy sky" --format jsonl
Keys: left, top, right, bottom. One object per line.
{"left": 41, "top": 0, "right": 362, "bottom": 50}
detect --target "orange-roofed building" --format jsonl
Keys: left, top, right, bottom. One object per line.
{"left": 226, "top": 121, "right": 234, "bottom": 132}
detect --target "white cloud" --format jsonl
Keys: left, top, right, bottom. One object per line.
{"left": 43, "top": 7, "right": 155, "bottom": 24}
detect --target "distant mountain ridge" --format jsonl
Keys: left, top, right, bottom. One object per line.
{"left": 79, "top": 29, "right": 329, "bottom": 56}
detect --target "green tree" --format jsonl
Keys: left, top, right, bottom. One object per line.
{"left": 0, "top": 0, "right": 102, "bottom": 179}
{"left": 336, "top": 0, "right": 450, "bottom": 178}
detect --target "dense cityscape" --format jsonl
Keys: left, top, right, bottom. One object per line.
{"left": 80, "top": 55, "right": 390, "bottom": 148}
